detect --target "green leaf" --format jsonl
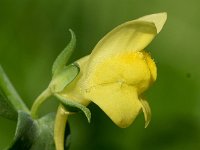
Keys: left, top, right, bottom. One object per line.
{"left": 8, "top": 111, "right": 37, "bottom": 150}
{"left": 50, "top": 63, "right": 80, "bottom": 93}
{"left": 0, "top": 66, "right": 29, "bottom": 120}
{"left": 8, "top": 111, "right": 71, "bottom": 150}
{"left": 52, "top": 29, "right": 76, "bottom": 76}
{"left": 30, "top": 112, "right": 55, "bottom": 150}
{"left": 55, "top": 94, "right": 91, "bottom": 123}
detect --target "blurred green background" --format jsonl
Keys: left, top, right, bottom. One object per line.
{"left": 0, "top": 0, "right": 200, "bottom": 150}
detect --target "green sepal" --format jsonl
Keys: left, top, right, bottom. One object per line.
{"left": 8, "top": 111, "right": 71, "bottom": 150}
{"left": 0, "top": 66, "right": 29, "bottom": 120}
{"left": 50, "top": 63, "right": 80, "bottom": 93}
{"left": 52, "top": 29, "right": 76, "bottom": 76}
{"left": 55, "top": 94, "right": 91, "bottom": 123}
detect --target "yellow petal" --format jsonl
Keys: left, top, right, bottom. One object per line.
{"left": 83, "top": 15, "right": 160, "bottom": 90}
{"left": 83, "top": 51, "right": 151, "bottom": 94}
{"left": 85, "top": 83, "right": 141, "bottom": 128}
{"left": 87, "top": 13, "right": 167, "bottom": 69}
{"left": 138, "top": 12, "right": 167, "bottom": 33}
{"left": 140, "top": 99, "right": 151, "bottom": 128}
{"left": 88, "top": 21, "right": 156, "bottom": 63}
{"left": 143, "top": 52, "right": 157, "bottom": 82}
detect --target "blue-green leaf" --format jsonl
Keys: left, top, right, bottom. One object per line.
{"left": 8, "top": 111, "right": 71, "bottom": 150}
{"left": 52, "top": 29, "right": 76, "bottom": 76}
{"left": 30, "top": 113, "right": 55, "bottom": 150}
{"left": 8, "top": 111, "right": 37, "bottom": 150}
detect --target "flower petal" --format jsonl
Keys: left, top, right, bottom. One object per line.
{"left": 89, "top": 21, "right": 157, "bottom": 61}
{"left": 85, "top": 83, "right": 141, "bottom": 128}
{"left": 140, "top": 99, "right": 151, "bottom": 128}
{"left": 82, "top": 51, "right": 151, "bottom": 93}
{"left": 83, "top": 16, "right": 159, "bottom": 90}
{"left": 138, "top": 12, "right": 167, "bottom": 33}
{"left": 143, "top": 52, "right": 157, "bottom": 82}
{"left": 87, "top": 13, "right": 167, "bottom": 67}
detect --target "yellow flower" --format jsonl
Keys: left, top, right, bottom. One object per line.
{"left": 60, "top": 12, "right": 167, "bottom": 128}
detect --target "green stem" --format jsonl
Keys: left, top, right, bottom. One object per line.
{"left": 31, "top": 88, "right": 52, "bottom": 118}
{"left": 54, "top": 104, "right": 69, "bottom": 150}
{"left": 0, "top": 66, "right": 29, "bottom": 113}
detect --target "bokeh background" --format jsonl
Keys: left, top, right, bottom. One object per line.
{"left": 0, "top": 0, "right": 200, "bottom": 150}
